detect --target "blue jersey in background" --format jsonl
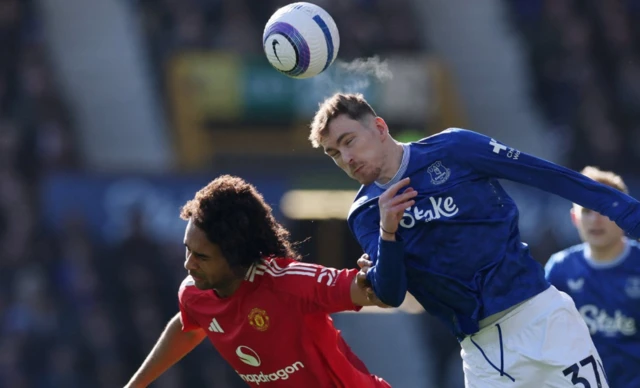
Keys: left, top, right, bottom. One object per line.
{"left": 546, "top": 240, "right": 640, "bottom": 388}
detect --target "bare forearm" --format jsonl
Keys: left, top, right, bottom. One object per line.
{"left": 125, "top": 313, "right": 206, "bottom": 388}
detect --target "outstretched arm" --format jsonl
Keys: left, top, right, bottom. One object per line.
{"left": 449, "top": 128, "right": 640, "bottom": 238}
{"left": 351, "top": 254, "right": 391, "bottom": 307}
{"left": 358, "top": 178, "right": 416, "bottom": 307}
{"left": 124, "top": 312, "right": 206, "bottom": 388}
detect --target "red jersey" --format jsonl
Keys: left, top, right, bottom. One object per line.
{"left": 178, "top": 257, "right": 390, "bottom": 388}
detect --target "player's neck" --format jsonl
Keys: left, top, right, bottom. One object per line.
{"left": 213, "top": 277, "right": 244, "bottom": 298}
{"left": 377, "top": 141, "right": 404, "bottom": 184}
{"left": 588, "top": 238, "right": 626, "bottom": 262}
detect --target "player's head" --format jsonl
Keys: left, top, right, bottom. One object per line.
{"left": 571, "top": 166, "right": 628, "bottom": 249}
{"left": 309, "top": 93, "right": 391, "bottom": 185}
{"left": 180, "top": 175, "right": 299, "bottom": 290}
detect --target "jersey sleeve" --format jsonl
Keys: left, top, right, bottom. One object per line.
{"left": 267, "top": 260, "right": 361, "bottom": 315}
{"left": 350, "top": 216, "right": 407, "bottom": 307}
{"left": 178, "top": 276, "right": 200, "bottom": 332}
{"left": 447, "top": 128, "right": 640, "bottom": 238}
{"left": 544, "top": 254, "right": 562, "bottom": 288}
{"left": 544, "top": 252, "right": 572, "bottom": 294}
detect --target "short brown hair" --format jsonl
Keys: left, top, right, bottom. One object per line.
{"left": 581, "top": 166, "right": 628, "bottom": 194}
{"left": 308, "top": 93, "right": 377, "bottom": 148}
{"left": 180, "top": 175, "right": 300, "bottom": 267}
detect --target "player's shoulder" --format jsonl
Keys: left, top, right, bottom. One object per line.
{"left": 628, "top": 238, "right": 640, "bottom": 253}
{"left": 408, "top": 127, "right": 482, "bottom": 167}
{"left": 179, "top": 275, "right": 206, "bottom": 304}
{"left": 250, "top": 257, "right": 324, "bottom": 287}
{"left": 547, "top": 243, "right": 587, "bottom": 269}
{"left": 409, "top": 127, "right": 463, "bottom": 150}
{"left": 348, "top": 187, "right": 377, "bottom": 221}
{"left": 411, "top": 127, "right": 479, "bottom": 146}
{"left": 250, "top": 257, "right": 343, "bottom": 297}
{"left": 626, "top": 239, "right": 640, "bottom": 261}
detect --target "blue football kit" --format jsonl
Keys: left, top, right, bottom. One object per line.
{"left": 349, "top": 128, "right": 640, "bottom": 339}
{"left": 546, "top": 240, "right": 640, "bottom": 388}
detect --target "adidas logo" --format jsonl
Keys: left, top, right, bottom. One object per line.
{"left": 209, "top": 318, "right": 224, "bottom": 333}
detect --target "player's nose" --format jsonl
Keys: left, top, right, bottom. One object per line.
{"left": 590, "top": 212, "right": 608, "bottom": 223}
{"left": 341, "top": 151, "right": 353, "bottom": 166}
{"left": 184, "top": 254, "right": 197, "bottom": 271}
{"left": 345, "top": 157, "right": 358, "bottom": 170}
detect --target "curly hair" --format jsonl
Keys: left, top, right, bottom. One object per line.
{"left": 180, "top": 175, "right": 300, "bottom": 268}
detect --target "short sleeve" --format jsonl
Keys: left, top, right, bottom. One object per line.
{"left": 263, "top": 259, "right": 361, "bottom": 315}
{"left": 544, "top": 254, "right": 562, "bottom": 289}
{"left": 178, "top": 276, "right": 201, "bottom": 332}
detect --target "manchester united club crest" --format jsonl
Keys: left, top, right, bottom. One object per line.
{"left": 248, "top": 308, "right": 270, "bottom": 332}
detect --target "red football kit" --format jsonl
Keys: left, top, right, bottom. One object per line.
{"left": 178, "top": 257, "right": 390, "bottom": 387}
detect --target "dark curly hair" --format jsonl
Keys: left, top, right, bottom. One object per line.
{"left": 180, "top": 175, "right": 300, "bottom": 268}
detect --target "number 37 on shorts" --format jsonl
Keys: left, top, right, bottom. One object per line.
{"left": 562, "top": 355, "right": 608, "bottom": 388}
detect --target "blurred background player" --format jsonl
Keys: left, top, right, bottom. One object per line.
{"left": 124, "top": 175, "right": 392, "bottom": 388}
{"left": 545, "top": 166, "right": 640, "bottom": 388}
{"left": 309, "top": 92, "right": 640, "bottom": 387}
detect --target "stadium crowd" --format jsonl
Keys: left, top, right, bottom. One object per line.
{"left": 507, "top": 0, "right": 640, "bottom": 173}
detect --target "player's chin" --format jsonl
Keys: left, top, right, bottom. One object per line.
{"left": 586, "top": 236, "right": 616, "bottom": 248}
{"left": 193, "top": 278, "right": 212, "bottom": 290}
{"left": 352, "top": 172, "right": 376, "bottom": 185}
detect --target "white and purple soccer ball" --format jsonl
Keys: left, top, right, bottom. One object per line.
{"left": 263, "top": 2, "right": 340, "bottom": 79}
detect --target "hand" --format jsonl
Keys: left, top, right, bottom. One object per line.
{"left": 356, "top": 254, "right": 373, "bottom": 270}
{"left": 355, "top": 254, "right": 391, "bottom": 308}
{"left": 378, "top": 177, "right": 417, "bottom": 236}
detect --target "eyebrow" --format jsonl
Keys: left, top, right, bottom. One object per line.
{"left": 324, "top": 132, "right": 353, "bottom": 154}
{"left": 184, "top": 242, "right": 208, "bottom": 258}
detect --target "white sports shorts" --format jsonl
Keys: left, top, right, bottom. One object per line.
{"left": 460, "top": 286, "right": 609, "bottom": 387}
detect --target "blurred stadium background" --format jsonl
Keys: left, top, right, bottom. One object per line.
{"left": 1, "top": 0, "right": 639, "bottom": 386}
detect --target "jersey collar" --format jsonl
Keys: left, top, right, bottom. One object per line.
{"left": 374, "top": 143, "right": 411, "bottom": 190}
{"left": 583, "top": 238, "right": 631, "bottom": 269}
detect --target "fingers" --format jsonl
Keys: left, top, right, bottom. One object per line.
{"left": 378, "top": 178, "right": 418, "bottom": 219}
{"left": 366, "top": 287, "right": 375, "bottom": 298}
{"left": 366, "top": 289, "right": 392, "bottom": 308}
{"left": 387, "top": 187, "right": 418, "bottom": 207}
{"left": 356, "top": 270, "right": 371, "bottom": 288}
{"left": 357, "top": 255, "right": 372, "bottom": 269}
{"left": 388, "top": 199, "right": 416, "bottom": 215}
{"left": 379, "top": 177, "right": 411, "bottom": 201}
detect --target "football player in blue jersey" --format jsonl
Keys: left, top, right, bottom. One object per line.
{"left": 307, "top": 93, "right": 640, "bottom": 387}
{"left": 546, "top": 166, "right": 640, "bottom": 388}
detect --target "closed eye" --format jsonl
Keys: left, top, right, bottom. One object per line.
{"left": 193, "top": 251, "right": 207, "bottom": 260}
{"left": 185, "top": 246, "right": 208, "bottom": 259}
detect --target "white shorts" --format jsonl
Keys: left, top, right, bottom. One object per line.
{"left": 460, "top": 286, "right": 609, "bottom": 388}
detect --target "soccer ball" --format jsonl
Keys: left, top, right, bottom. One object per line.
{"left": 263, "top": 2, "right": 340, "bottom": 79}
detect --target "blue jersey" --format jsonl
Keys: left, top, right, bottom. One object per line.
{"left": 349, "top": 128, "right": 640, "bottom": 338}
{"left": 545, "top": 240, "right": 640, "bottom": 388}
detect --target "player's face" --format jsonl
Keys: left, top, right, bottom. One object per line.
{"left": 183, "top": 219, "right": 238, "bottom": 291}
{"left": 320, "top": 114, "right": 386, "bottom": 185}
{"left": 571, "top": 205, "right": 625, "bottom": 248}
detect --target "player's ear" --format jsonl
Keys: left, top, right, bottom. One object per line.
{"left": 570, "top": 207, "right": 578, "bottom": 227}
{"left": 374, "top": 116, "right": 388, "bottom": 137}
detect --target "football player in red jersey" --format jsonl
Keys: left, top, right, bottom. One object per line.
{"left": 125, "top": 175, "right": 412, "bottom": 387}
